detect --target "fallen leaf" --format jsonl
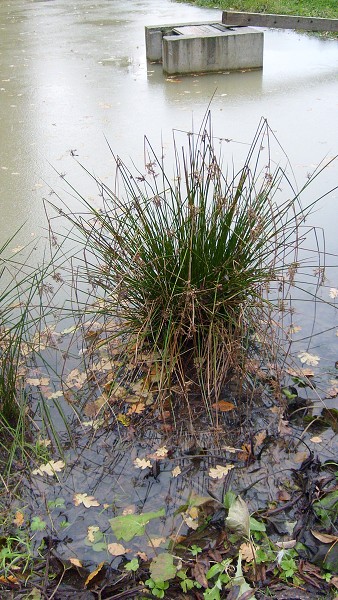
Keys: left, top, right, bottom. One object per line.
{"left": 84, "top": 395, "right": 108, "bottom": 417}
{"left": 127, "top": 402, "right": 146, "bottom": 415}
{"left": 107, "top": 542, "right": 128, "bottom": 556}
{"left": 275, "top": 540, "right": 297, "bottom": 549}
{"left": 134, "top": 457, "right": 151, "bottom": 469}
{"left": 109, "top": 509, "right": 165, "bottom": 542}
{"left": 326, "top": 386, "right": 338, "bottom": 398}
{"left": 191, "top": 561, "right": 208, "bottom": 588}
{"left": 172, "top": 466, "right": 181, "bottom": 477}
{"left": 32, "top": 460, "right": 65, "bottom": 477}
{"left": 26, "top": 377, "right": 50, "bottom": 386}
{"left": 84, "top": 562, "right": 105, "bottom": 587}
{"left": 240, "top": 542, "right": 256, "bottom": 562}
{"left": 288, "top": 325, "right": 302, "bottom": 334}
{"left": 13, "top": 511, "right": 24, "bottom": 527}
{"left": 153, "top": 446, "right": 168, "bottom": 458}
{"left": 329, "top": 288, "right": 338, "bottom": 299}
{"left": 209, "top": 464, "right": 234, "bottom": 479}
{"left": 116, "top": 413, "right": 130, "bottom": 426}
{"left": 122, "top": 505, "right": 136, "bottom": 515}
{"left": 311, "top": 530, "right": 338, "bottom": 544}
{"left": 293, "top": 451, "right": 308, "bottom": 464}
{"left": 65, "top": 368, "right": 87, "bottom": 389}
{"left": 211, "top": 400, "right": 235, "bottom": 412}
{"left": 137, "top": 551, "right": 148, "bottom": 561}
{"left": 226, "top": 496, "right": 250, "bottom": 538}
{"left": 310, "top": 436, "right": 322, "bottom": 444}
{"left": 46, "top": 390, "right": 63, "bottom": 399}
{"left": 277, "top": 490, "right": 291, "bottom": 502}
{"left": 69, "top": 558, "right": 83, "bottom": 567}
{"left": 254, "top": 430, "right": 267, "bottom": 448}
{"left": 150, "top": 553, "right": 176, "bottom": 582}
{"left": 60, "top": 325, "right": 77, "bottom": 335}
{"left": 278, "top": 418, "right": 292, "bottom": 435}
{"left": 148, "top": 537, "right": 166, "bottom": 548}
{"left": 87, "top": 526, "right": 100, "bottom": 543}
{"left": 286, "top": 367, "right": 314, "bottom": 377}
{"left": 298, "top": 351, "right": 320, "bottom": 366}
{"left": 73, "top": 493, "right": 100, "bottom": 508}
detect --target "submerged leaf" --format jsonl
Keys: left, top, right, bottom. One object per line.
{"left": 109, "top": 508, "right": 165, "bottom": 542}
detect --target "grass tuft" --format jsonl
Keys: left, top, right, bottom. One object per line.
{"left": 52, "top": 116, "right": 335, "bottom": 419}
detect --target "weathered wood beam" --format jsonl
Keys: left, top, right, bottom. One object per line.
{"left": 222, "top": 11, "right": 338, "bottom": 32}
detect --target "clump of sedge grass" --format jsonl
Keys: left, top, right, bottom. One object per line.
{"left": 55, "top": 116, "right": 334, "bottom": 418}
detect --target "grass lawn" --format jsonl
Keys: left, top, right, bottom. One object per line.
{"left": 177, "top": 0, "right": 338, "bottom": 19}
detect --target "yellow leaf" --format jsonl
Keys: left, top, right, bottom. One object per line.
{"left": 73, "top": 493, "right": 100, "bottom": 508}
{"left": 84, "top": 562, "right": 105, "bottom": 587}
{"left": 117, "top": 413, "right": 130, "bottom": 426}
{"left": 188, "top": 507, "right": 199, "bottom": 519}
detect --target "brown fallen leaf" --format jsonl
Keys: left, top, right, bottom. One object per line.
{"left": 240, "top": 542, "right": 256, "bottom": 562}
{"left": 148, "top": 537, "right": 166, "bottom": 548}
{"left": 310, "top": 436, "right": 322, "bottom": 444}
{"left": 13, "top": 511, "right": 24, "bottom": 527}
{"left": 254, "top": 430, "right": 267, "bottom": 448}
{"left": 127, "top": 402, "right": 146, "bottom": 415}
{"left": 311, "top": 530, "right": 338, "bottom": 544}
{"left": 209, "top": 464, "right": 234, "bottom": 479}
{"left": 191, "top": 561, "right": 208, "bottom": 588}
{"left": 277, "top": 490, "right": 291, "bottom": 502}
{"left": 211, "top": 400, "right": 235, "bottom": 412}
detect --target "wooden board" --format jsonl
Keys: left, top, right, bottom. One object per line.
{"left": 173, "top": 24, "right": 228, "bottom": 36}
{"left": 222, "top": 11, "right": 338, "bottom": 32}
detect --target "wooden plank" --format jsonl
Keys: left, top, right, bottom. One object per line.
{"left": 222, "top": 11, "right": 338, "bottom": 32}
{"left": 173, "top": 24, "right": 226, "bottom": 36}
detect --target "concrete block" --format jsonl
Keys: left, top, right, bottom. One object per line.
{"left": 162, "top": 27, "right": 263, "bottom": 75}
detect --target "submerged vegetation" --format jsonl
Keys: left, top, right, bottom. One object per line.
{"left": 0, "top": 119, "right": 338, "bottom": 598}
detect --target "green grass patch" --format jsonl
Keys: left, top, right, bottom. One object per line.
{"left": 177, "top": 0, "right": 338, "bottom": 19}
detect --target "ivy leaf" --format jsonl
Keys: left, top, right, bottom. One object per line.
{"left": 109, "top": 508, "right": 165, "bottom": 542}
{"left": 149, "top": 552, "right": 176, "bottom": 582}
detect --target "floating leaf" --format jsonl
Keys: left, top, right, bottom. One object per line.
{"left": 298, "top": 351, "right": 320, "bottom": 366}
{"left": 87, "top": 526, "right": 101, "bottom": 543}
{"left": 46, "top": 390, "right": 63, "bottom": 399}
{"left": 109, "top": 508, "right": 165, "bottom": 542}
{"left": 209, "top": 464, "right": 234, "bottom": 479}
{"left": 69, "top": 558, "right": 83, "bottom": 567}
{"left": 149, "top": 552, "right": 176, "bottom": 582}
{"left": 134, "top": 457, "right": 151, "bottom": 470}
{"left": 26, "top": 377, "right": 50, "bottom": 386}
{"left": 225, "top": 496, "right": 250, "bottom": 538}
{"left": 117, "top": 413, "right": 130, "bottom": 426}
{"left": 107, "top": 542, "right": 128, "bottom": 556}
{"left": 310, "top": 436, "right": 322, "bottom": 444}
{"left": 32, "top": 460, "right": 65, "bottom": 477}
{"left": 152, "top": 446, "right": 168, "bottom": 459}
{"left": 73, "top": 493, "right": 100, "bottom": 508}
{"left": 127, "top": 402, "right": 146, "bottom": 414}
{"left": 172, "top": 466, "right": 181, "bottom": 477}
{"left": 329, "top": 288, "right": 338, "bottom": 299}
